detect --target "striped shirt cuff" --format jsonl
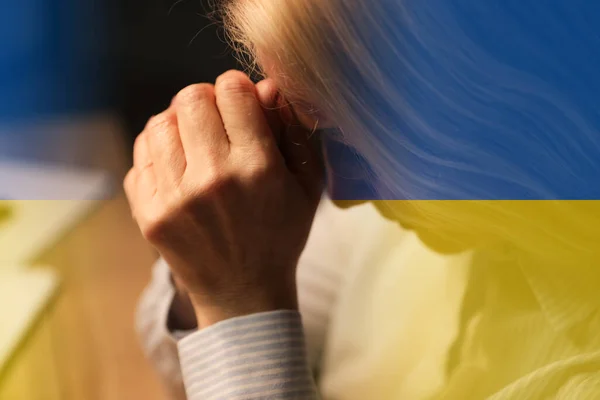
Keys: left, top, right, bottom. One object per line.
{"left": 178, "top": 310, "right": 319, "bottom": 400}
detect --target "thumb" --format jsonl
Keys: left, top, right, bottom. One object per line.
{"left": 255, "top": 79, "right": 288, "bottom": 146}
{"left": 255, "top": 79, "right": 324, "bottom": 201}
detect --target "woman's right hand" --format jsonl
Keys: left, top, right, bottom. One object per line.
{"left": 165, "top": 78, "right": 308, "bottom": 332}
{"left": 126, "top": 72, "right": 323, "bottom": 328}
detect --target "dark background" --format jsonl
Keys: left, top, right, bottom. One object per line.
{"left": 114, "top": 0, "right": 240, "bottom": 142}
{"left": 1, "top": 0, "right": 239, "bottom": 134}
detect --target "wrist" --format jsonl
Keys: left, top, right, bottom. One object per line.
{"left": 189, "top": 286, "right": 299, "bottom": 328}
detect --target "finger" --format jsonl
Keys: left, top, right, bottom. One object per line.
{"left": 215, "top": 70, "right": 277, "bottom": 152}
{"left": 173, "top": 84, "right": 229, "bottom": 166}
{"left": 123, "top": 168, "right": 138, "bottom": 218}
{"left": 132, "top": 131, "right": 157, "bottom": 191}
{"left": 135, "top": 164, "right": 159, "bottom": 216}
{"left": 256, "top": 79, "right": 285, "bottom": 146}
{"left": 145, "top": 109, "right": 187, "bottom": 192}
{"left": 255, "top": 79, "right": 279, "bottom": 109}
{"left": 124, "top": 164, "right": 158, "bottom": 222}
{"left": 128, "top": 172, "right": 159, "bottom": 229}
{"left": 133, "top": 131, "right": 153, "bottom": 172}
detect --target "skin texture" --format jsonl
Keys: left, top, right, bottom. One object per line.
{"left": 124, "top": 71, "right": 323, "bottom": 328}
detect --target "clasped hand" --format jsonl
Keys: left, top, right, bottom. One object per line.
{"left": 124, "top": 71, "right": 323, "bottom": 327}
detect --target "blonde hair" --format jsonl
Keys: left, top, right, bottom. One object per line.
{"left": 220, "top": 0, "right": 600, "bottom": 265}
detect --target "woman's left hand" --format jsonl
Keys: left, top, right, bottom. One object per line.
{"left": 124, "top": 71, "right": 322, "bottom": 327}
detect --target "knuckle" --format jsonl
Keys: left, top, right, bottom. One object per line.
{"left": 140, "top": 210, "right": 170, "bottom": 243}
{"left": 249, "top": 161, "right": 277, "bottom": 181}
{"left": 164, "top": 182, "right": 191, "bottom": 210}
{"left": 123, "top": 169, "right": 136, "bottom": 190}
{"left": 133, "top": 131, "right": 145, "bottom": 149}
{"left": 242, "top": 151, "right": 279, "bottom": 177}
{"left": 201, "top": 164, "right": 220, "bottom": 185}
{"left": 196, "top": 172, "right": 233, "bottom": 198}
{"left": 216, "top": 70, "right": 255, "bottom": 96}
{"left": 133, "top": 131, "right": 146, "bottom": 154}
{"left": 147, "top": 111, "right": 176, "bottom": 131}
{"left": 176, "top": 83, "right": 215, "bottom": 106}
{"left": 236, "top": 158, "right": 279, "bottom": 186}
{"left": 140, "top": 220, "right": 163, "bottom": 243}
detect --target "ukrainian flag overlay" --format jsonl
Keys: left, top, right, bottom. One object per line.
{"left": 0, "top": 204, "right": 10, "bottom": 225}
{"left": 321, "top": 1, "right": 600, "bottom": 398}
{"left": 3, "top": 1, "right": 600, "bottom": 398}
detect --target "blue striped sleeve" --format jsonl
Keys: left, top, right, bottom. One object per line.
{"left": 177, "top": 310, "right": 319, "bottom": 400}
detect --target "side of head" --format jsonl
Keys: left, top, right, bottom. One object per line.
{"left": 221, "top": 0, "right": 600, "bottom": 262}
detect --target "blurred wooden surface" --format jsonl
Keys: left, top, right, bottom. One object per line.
{"left": 0, "top": 115, "right": 169, "bottom": 400}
